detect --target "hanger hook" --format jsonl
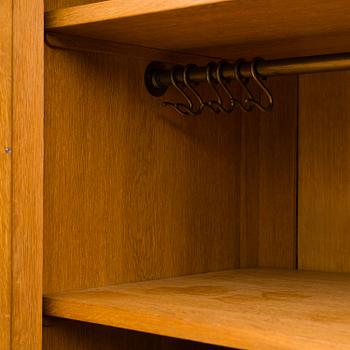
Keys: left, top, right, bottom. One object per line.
{"left": 233, "top": 59, "right": 254, "bottom": 112}
{"left": 183, "top": 64, "right": 205, "bottom": 115}
{"left": 162, "top": 66, "right": 196, "bottom": 116}
{"left": 204, "top": 62, "right": 225, "bottom": 113}
{"left": 216, "top": 61, "right": 245, "bottom": 113}
{"left": 248, "top": 58, "right": 273, "bottom": 112}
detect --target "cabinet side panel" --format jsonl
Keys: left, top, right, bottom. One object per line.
{"left": 299, "top": 72, "right": 350, "bottom": 272}
{"left": 11, "top": 0, "right": 44, "bottom": 349}
{"left": 240, "top": 76, "right": 298, "bottom": 268}
{"left": 0, "top": 0, "right": 12, "bottom": 349}
{"left": 43, "top": 47, "right": 241, "bottom": 349}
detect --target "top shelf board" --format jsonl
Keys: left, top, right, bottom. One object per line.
{"left": 45, "top": 0, "right": 350, "bottom": 58}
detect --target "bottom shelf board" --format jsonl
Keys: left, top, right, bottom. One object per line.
{"left": 43, "top": 269, "right": 350, "bottom": 350}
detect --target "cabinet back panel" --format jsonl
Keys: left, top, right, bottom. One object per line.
{"left": 299, "top": 72, "right": 350, "bottom": 272}
{"left": 240, "top": 76, "right": 298, "bottom": 268}
{"left": 44, "top": 47, "right": 241, "bottom": 294}
{"left": 44, "top": 46, "right": 241, "bottom": 349}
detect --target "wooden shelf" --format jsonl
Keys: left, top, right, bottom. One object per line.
{"left": 44, "top": 0, "right": 350, "bottom": 58}
{"left": 43, "top": 269, "right": 350, "bottom": 350}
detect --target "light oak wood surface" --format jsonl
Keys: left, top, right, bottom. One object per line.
{"left": 299, "top": 72, "right": 350, "bottom": 272}
{"left": 43, "top": 45, "right": 241, "bottom": 349}
{"left": 45, "top": 32, "right": 222, "bottom": 64}
{"left": 193, "top": 33, "right": 350, "bottom": 61}
{"left": 45, "top": 0, "right": 104, "bottom": 11}
{"left": 42, "top": 3, "right": 350, "bottom": 349}
{"left": 12, "top": 0, "right": 44, "bottom": 349}
{"left": 240, "top": 77, "right": 298, "bottom": 268}
{"left": 45, "top": 0, "right": 350, "bottom": 58}
{"left": 44, "top": 268, "right": 350, "bottom": 350}
{"left": 44, "top": 48, "right": 241, "bottom": 294}
{"left": 43, "top": 319, "right": 229, "bottom": 350}
{"left": 0, "top": 0, "right": 13, "bottom": 348}
{"left": 0, "top": 1, "right": 44, "bottom": 349}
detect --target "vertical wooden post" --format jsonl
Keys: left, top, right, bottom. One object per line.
{"left": 1, "top": 0, "right": 44, "bottom": 349}
{"left": 0, "top": 0, "right": 13, "bottom": 347}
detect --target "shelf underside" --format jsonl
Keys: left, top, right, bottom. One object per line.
{"left": 44, "top": 0, "right": 350, "bottom": 59}
{"left": 44, "top": 268, "right": 350, "bottom": 350}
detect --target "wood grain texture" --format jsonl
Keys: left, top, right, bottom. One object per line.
{"left": 45, "top": 0, "right": 350, "bottom": 57}
{"left": 44, "top": 30, "right": 350, "bottom": 63}
{"left": 192, "top": 33, "right": 350, "bottom": 61}
{"left": 43, "top": 319, "right": 231, "bottom": 350}
{"left": 44, "top": 268, "right": 350, "bottom": 350}
{"left": 11, "top": 0, "right": 44, "bottom": 349}
{"left": 0, "top": 0, "right": 12, "bottom": 348}
{"left": 299, "top": 72, "right": 350, "bottom": 272}
{"left": 44, "top": 48, "right": 241, "bottom": 294}
{"left": 240, "top": 77, "right": 298, "bottom": 268}
{"left": 43, "top": 46, "right": 241, "bottom": 349}
{"left": 45, "top": 0, "right": 106, "bottom": 12}
{"left": 45, "top": 32, "right": 222, "bottom": 64}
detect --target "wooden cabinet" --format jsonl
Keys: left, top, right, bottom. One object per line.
{"left": 1, "top": 1, "right": 350, "bottom": 349}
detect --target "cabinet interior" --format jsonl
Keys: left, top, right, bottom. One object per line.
{"left": 43, "top": 1, "right": 350, "bottom": 349}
